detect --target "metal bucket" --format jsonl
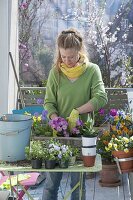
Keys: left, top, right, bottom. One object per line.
{"left": 0, "top": 114, "right": 32, "bottom": 162}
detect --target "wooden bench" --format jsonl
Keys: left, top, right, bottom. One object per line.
{"left": 19, "top": 87, "right": 131, "bottom": 110}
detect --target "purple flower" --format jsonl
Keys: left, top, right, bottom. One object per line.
{"left": 76, "top": 119, "right": 83, "bottom": 126}
{"left": 110, "top": 109, "right": 117, "bottom": 116}
{"left": 99, "top": 108, "right": 105, "bottom": 115}
{"left": 34, "top": 112, "right": 39, "bottom": 117}
{"left": 49, "top": 117, "right": 68, "bottom": 136}
{"left": 37, "top": 98, "right": 44, "bottom": 105}
{"left": 72, "top": 127, "right": 80, "bottom": 135}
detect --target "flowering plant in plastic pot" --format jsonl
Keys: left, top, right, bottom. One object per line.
{"left": 25, "top": 140, "right": 45, "bottom": 169}
{"left": 49, "top": 117, "right": 69, "bottom": 137}
{"left": 43, "top": 139, "right": 61, "bottom": 161}
{"left": 25, "top": 109, "right": 53, "bottom": 136}
{"left": 58, "top": 144, "right": 72, "bottom": 162}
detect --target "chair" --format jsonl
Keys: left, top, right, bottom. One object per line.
{"left": 0, "top": 171, "right": 40, "bottom": 200}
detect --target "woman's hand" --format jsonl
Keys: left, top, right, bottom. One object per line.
{"left": 67, "top": 109, "right": 79, "bottom": 131}
{"left": 50, "top": 113, "right": 58, "bottom": 120}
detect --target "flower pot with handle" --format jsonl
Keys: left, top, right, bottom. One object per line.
{"left": 112, "top": 149, "right": 133, "bottom": 173}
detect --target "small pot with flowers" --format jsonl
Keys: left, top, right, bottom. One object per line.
{"left": 58, "top": 144, "right": 73, "bottom": 168}
{"left": 68, "top": 146, "right": 79, "bottom": 166}
{"left": 32, "top": 110, "right": 53, "bottom": 137}
{"left": 43, "top": 139, "right": 61, "bottom": 169}
{"left": 49, "top": 117, "right": 69, "bottom": 137}
{"left": 25, "top": 140, "right": 45, "bottom": 169}
{"left": 80, "top": 118, "right": 99, "bottom": 167}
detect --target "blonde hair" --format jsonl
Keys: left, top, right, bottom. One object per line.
{"left": 54, "top": 28, "right": 87, "bottom": 70}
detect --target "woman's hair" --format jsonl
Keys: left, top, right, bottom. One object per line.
{"left": 54, "top": 28, "right": 87, "bottom": 70}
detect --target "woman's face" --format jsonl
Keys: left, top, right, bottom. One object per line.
{"left": 59, "top": 48, "right": 80, "bottom": 68}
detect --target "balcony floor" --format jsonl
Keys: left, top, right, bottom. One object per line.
{"left": 21, "top": 172, "right": 131, "bottom": 200}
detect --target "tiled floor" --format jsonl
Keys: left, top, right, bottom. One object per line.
{"left": 21, "top": 172, "right": 131, "bottom": 200}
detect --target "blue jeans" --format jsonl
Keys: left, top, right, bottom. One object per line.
{"left": 42, "top": 172, "right": 86, "bottom": 200}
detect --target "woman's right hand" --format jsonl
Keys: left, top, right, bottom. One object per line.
{"left": 50, "top": 113, "right": 58, "bottom": 120}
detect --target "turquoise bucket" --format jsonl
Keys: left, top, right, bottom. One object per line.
{"left": 0, "top": 114, "right": 32, "bottom": 162}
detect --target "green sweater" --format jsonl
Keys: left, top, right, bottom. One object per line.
{"left": 44, "top": 62, "right": 108, "bottom": 122}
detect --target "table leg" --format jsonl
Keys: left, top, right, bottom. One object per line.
{"left": 79, "top": 172, "right": 83, "bottom": 200}
{"left": 63, "top": 172, "right": 84, "bottom": 200}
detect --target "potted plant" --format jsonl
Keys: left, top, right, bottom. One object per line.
{"left": 106, "top": 135, "right": 133, "bottom": 173}
{"left": 105, "top": 108, "right": 133, "bottom": 173}
{"left": 58, "top": 144, "right": 73, "bottom": 168}
{"left": 68, "top": 146, "right": 79, "bottom": 166}
{"left": 43, "top": 139, "right": 61, "bottom": 169}
{"left": 49, "top": 117, "right": 69, "bottom": 137}
{"left": 80, "top": 119, "right": 99, "bottom": 167}
{"left": 25, "top": 140, "right": 44, "bottom": 169}
{"left": 97, "top": 130, "right": 121, "bottom": 187}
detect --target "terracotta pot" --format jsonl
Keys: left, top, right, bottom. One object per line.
{"left": 112, "top": 149, "right": 133, "bottom": 173}
{"left": 99, "top": 162, "right": 121, "bottom": 187}
{"left": 82, "top": 155, "right": 96, "bottom": 167}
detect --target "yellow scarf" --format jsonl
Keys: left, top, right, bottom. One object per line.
{"left": 60, "top": 54, "right": 88, "bottom": 79}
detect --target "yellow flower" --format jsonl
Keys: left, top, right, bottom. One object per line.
{"left": 33, "top": 116, "right": 37, "bottom": 122}
{"left": 111, "top": 125, "right": 117, "bottom": 131}
{"left": 125, "top": 115, "right": 131, "bottom": 121}
{"left": 37, "top": 116, "right": 42, "bottom": 122}
{"left": 113, "top": 144, "right": 117, "bottom": 150}
{"left": 122, "top": 137, "right": 129, "bottom": 143}
{"left": 130, "top": 136, "right": 133, "bottom": 141}
{"left": 103, "top": 130, "right": 110, "bottom": 136}
{"left": 24, "top": 111, "right": 31, "bottom": 116}
{"left": 114, "top": 116, "right": 119, "bottom": 121}
{"left": 117, "top": 130, "right": 122, "bottom": 135}
{"left": 124, "top": 148, "right": 129, "bottom": 153}
{"left": 108, "top": 142, "right": 112, "bottom": 148}
{"left": 122, "top": 126, "right": 129, "bottom": 133}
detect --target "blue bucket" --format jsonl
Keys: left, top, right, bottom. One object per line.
{"left": 0, "top": 114, "right": 33, "bottom": 162}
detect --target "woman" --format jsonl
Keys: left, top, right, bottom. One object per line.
{"left": 42, "top": 28, "right": 108, "bottom": 200}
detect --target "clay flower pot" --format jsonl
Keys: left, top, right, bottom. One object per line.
{"left": 82, "top": 136, "right": 97, "bottom": 167}
{"left": 112, "top": 149, "right": 133, "bottom": 173}
{"left": 99, "top": 162, "right": 121, "bottom": 187}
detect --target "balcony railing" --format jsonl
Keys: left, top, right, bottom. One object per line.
{"left": 19, "top": 87, "right": 132, "bottom": 112}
